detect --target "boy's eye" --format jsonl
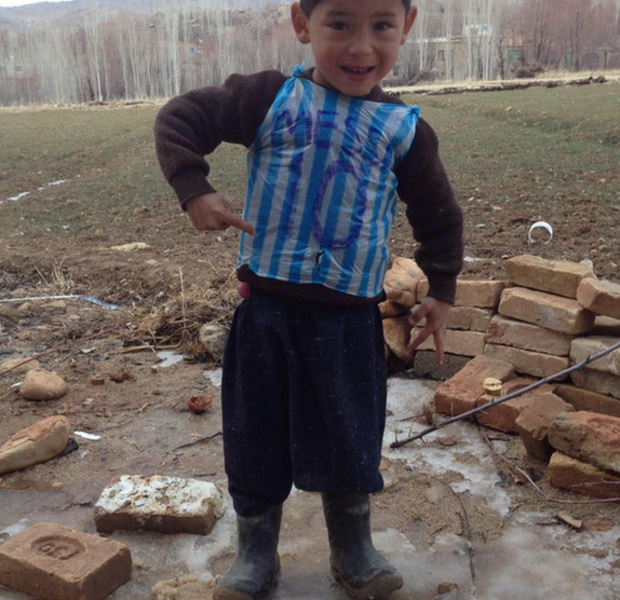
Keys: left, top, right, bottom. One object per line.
{"left": 329, "top": 21, "right": 348, "bottom": 31}
{"left": 374, "top": 21, "right": 395, "bottom": 32}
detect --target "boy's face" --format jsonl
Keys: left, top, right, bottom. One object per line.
{"left": 292, "top": 0, "right": 417, "bottom": 97}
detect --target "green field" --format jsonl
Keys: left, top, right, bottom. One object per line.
{"left": 1, "top": 82, "right": 619, "bottom": 289}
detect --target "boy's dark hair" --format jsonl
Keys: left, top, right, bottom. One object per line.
{"left": 300, "top": 0, "right": 412, "bottom": 16}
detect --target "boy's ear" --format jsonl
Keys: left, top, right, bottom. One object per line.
{"left": 291, "top": 2, "right": 311, "bottom": 44}
{"left": 401, "top": 7, "right": 417, "bottom": 44}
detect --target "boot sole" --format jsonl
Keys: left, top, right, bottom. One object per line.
{"left": 331, "top": 568, "right": 404, "bottom": 599}
{"left": 213, "top": 564, "right": 281, "bottom": 600}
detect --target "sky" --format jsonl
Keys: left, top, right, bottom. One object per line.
{"left": 0, "top": 0, "right": 74, "bottom": 7}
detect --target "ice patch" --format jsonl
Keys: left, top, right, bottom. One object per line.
{"left": 204, "top": 368, "right": 223, "bottom": 388}
{"left": 48, "top": 179, "right": 69, "bottom": 186}
{"left": 157, "top": 351, "right": 184, "bottom": 368}
{"left": 0, "top": 518, "right": 29, "bottom": 537}
{"left": 7, "top": 191, "right": 30, "bottom": 202}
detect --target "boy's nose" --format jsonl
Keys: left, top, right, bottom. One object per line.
{"left": 348, "top": 33, "right": 373, "bottom": 57}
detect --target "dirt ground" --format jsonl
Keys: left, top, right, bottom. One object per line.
{"left": 1, "top": 81, "right": 619, "bottom": 599}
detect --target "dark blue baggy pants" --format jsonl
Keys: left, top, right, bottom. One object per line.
{"left": 221, "top": 290, "right": 387, "bottom": 517}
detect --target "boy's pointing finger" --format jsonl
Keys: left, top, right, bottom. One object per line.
{"left": 223, "top": 210, "right": 256, "bottom": 236}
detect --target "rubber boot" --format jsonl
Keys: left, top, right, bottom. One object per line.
{"left": 322, "top": 493, "right": 403, "bottom": 599}
{"left": 213, "top": 505, "right": 282, "bottom": 600}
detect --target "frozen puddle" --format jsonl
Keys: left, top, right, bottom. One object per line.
{"left": 2, "top": 179, "right": 71, "bottom": 206}
{"left": 156, "top": 351, "right": 184, "bottom": 368}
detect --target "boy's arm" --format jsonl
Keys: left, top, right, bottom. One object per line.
{"left": 154, "top": 70, "right": 287, "bottom": 210}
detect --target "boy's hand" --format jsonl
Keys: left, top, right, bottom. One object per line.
{"left": 186, "top": 193, "right": 255, "bottom": 236}
{"left": 407, "top": 297, "right": 452, "bottom": 365}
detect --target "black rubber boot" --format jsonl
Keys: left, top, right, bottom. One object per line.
{"left": 322, "top": 493, "right": 403, "bottom": 599}
{"left": 213, "top": 505, "right": 282, "bottom": 600}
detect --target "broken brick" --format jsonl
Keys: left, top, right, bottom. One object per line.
{"left": 577, "top": 278, "right": 620, "bottom": 320}
{"left": 548, "top": 452, "right": 620, "bottom": 500}
{"left": 555, "top": 384, "right": 620, "bottom": 418}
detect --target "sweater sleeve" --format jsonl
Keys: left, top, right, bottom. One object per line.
{"left": 395, "top": 118, "right": 464, "bottom": 303}
{"left": 154, "top": 69, "right": 287, "bottom": 209}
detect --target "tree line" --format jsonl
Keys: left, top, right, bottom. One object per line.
{"left": 0, "top": 0, "right": 618, "bottom": 106}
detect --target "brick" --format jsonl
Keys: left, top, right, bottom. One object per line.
{"left": 484, "top": 343, "right": 569, "bottom": 380}
{"left": 383, "top": 316, "right": 414, "bottom": 365}
{"left": 577, "top": 278, "right": 620, "bottom": 320}
{"left": 411, "top": 327, "right": 486, "bottom": 357}
{"left": 417, "top": 279, "right": 506, "bottom": 308}
{"left": 94, "top": 475, "right": 225, "bottom": 535}
{"left": 593, "top": 315, "right": 620, "bottom": 337}
{"left": 485, "top": 315, "right": 572, "bottom": 356}
{"left": 548, "top": 411, "right": 620, "bottom": 474}
{"left": 501, "top": 377, "right": 557, "bottom": 396}
{"left": 570, "top": 336, "right": 620, "bottom": 376}
{"left": 548, "top": 452, "right": 620, "bottom": 500}
{"left": 499, "top": 287, "right": 595, "bottom": 335}
{"left": 379, "top": 300, "right": 409, "bottom": 318}
{"left": 555, "top": 384, "right": 620, "bottom": 418}
{"left": 434, "top": 356, "right": 515, "bottom": 416}
{"left": 505, "top": 255, "right": 595, "bottom": 298}
{"left": 476, "top": 394, "right": 537, "bottom": 433}
{"left": 412, "top": 303, "right": 493, "bottom": 332}
{"left": 411, "top": 351, "right": 471, "bottom": 381}
{"left": 0, "top": 522, "right": 131, "bottom": 600}
{"left": 515, "top": 393, "right": 575, "bottom": 461}
{"left": 570, "top": 369, "right": 620, "bottom": 400}
{"left": 0, "top": 416, "right": 70, "bottom": 475}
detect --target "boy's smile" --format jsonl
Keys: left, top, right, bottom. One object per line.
{"left": 292, "top": 0, "right": 417, "bottom": 97}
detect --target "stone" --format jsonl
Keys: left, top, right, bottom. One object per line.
{"left": 383, "top": 257, "right": 424, "bottom": 307}
{"left": 515, "top": 393, "right": 575, "bottom": 462}
{"left": 418, "top": 279, "right": 505, "bottom": 308}
{"left": 577, "top": 278, "right": 620, "bottom": 320}
{"left": 434, "top": 356, "right": 515, "bottom": 416}
{"left": 555, "top": 384, "right": 620, "bottom": 418}
{"left": 379, "top": 300, "right": 409, "bottom": 318}
{"left": 570, "top": 368, "right": 620, "bottom": 400}
{"left": 476, "top": 394, "right": 537, "bottom": 433}
{"left": 0, "top": 357, "right": 41, "bottom": 376}
{"left": 411, "top": 351, "right": 471, "bottom": 381}
{"left": 94, "top": 475, "right": 225, "bottom": 535}
{"left": 412, "top": 304, "right": 493, "bottom": 332}
{"left": 505, "top": 255, "right": 595, "bottom": 298}
{"left": 44, "top": 300, "right": 68, "bottom": 310}
{"left": 0, "top": 522, "right": 132, "bottom": 600}
{"left": 484, "top": 344, "right": 570, "bottom": 380}
{"left": 570, "top": 336, "right": 620, "bottom": 376}
{"left": 198, "top": 323, "right": 228, "bottom": 360}
{"left": 499, "top": 287, "right": 595, "bottom": 335}
{"left": 548, "top": 452, "right": 620, "bottom": 500}
{"left": 548, "top": 411, "right": 620, "bottom": 474}
{"left": 593, "top": 315, "right": 620, "bottom": 337}
{"left": 485, "top": 315, "right": 572, "bottom": 356}
{"left": 383, "top": 316, "right": 414, "bottom": 365}
{"left": 411, "top": 327, "right": 486, "bottom": 357}
{"left": 0, "top": 416, "right": 70, "bottom": 475}
{"left": 20, "top": 369, "right": 68, "bottom": 401}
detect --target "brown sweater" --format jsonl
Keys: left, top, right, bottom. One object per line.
{"left": 155, "top": 69, "right": 464, "bottom": 304}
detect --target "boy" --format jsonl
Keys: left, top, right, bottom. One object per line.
{"left": 155, "top": 1, "right": 463, "bottom": 598}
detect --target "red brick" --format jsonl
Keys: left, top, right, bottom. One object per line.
{"left": 570, "top": 368, "right": 620, "bottom": 400}
{"left": 476, "top": 394, "right": 536, "bottom": 433}
{"left": 577, "top": 278, "right": 620, "bottom": 320}
{"left": 548, "top": 452, "right": 620, "bottom": 500}
{"left": 555, "top": 384, "right": 620, "bottom": 418}
{"left": 499, "top": 287, "right": 595, "bottom": 334}
{"left": 505, "top": 255, "right": 594, "bottom": 298}
{"left": 0, "top": 522, "right": 131, "bottom": 600}
{"left": 515, "top": 393, "right": 575, "bottom": 462}
{"left": 434, "top": 356, "right": 515, "bottom": 416}
{"left": 412, "top": 303, "right": 493, "bottom": 332}
{"left": 501, "top": 377, "right": 557, "bottom": 396}
{"left": 570, "top": 335, "right": 620, "bottom": 377}
{"left": 548, "top": 411, "right": 620, "bottom": 474}
{"left": 411, "top": 327, "right": 486, "bottom": 357}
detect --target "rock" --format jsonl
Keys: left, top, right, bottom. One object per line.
{"left": 383, "top": 258, "right": 424, "bottom": 307}
{"left": 411, "top": 327, "right": 486, "bottom": 357}
{"left": 505, "top": 255, "right": 595, "bottom": 298}
{"left": 570, "top": 368, "right": 620, "bottom": 400}
{"left": 90, "top": 374, "right": 105, "bottom": 385}
{"left": 0, "top": 416, "right": 70, "bottom": 475}
{"left": 577, "top": 278, "right": 620, "bottom": 320}
{"left": 0, "top": 522, "right": 132, "bottom": 600}
{"left": 548, "top": 411, "right": 620, "bottom": 474}
{"left": 515, "top": 393, "right": 575, "bottom": 462}
{"left": 19, "top": 369, "right": 68, "bottom": 401}
{"left": 484, "top": 344, "right": 569, "bottom": 379}
{"left": 548, "top": 452, "right": 620, "bottom": 500}
{"left": 94, "top": 475, "right": 225, "bottom": 535}
{"left": 570, "top": 336, "right": 620, "bottom": 376}
{"left": 0, "top": 358, "right": 41, "bottom": 376}
{"left": 418, "top": 279, "right": 505, "bottom": 308}
{"left": 485, "top": 315, "right": 572, "bottom": 356}
{"left": 378, "top": 300, "right": 409, "bottom": 318}
{"left": 198, "top": 323, "right": 228, "bottom": 359}
{"left": 555, "top": 384, "right": 620, "bottom": 418}
{"left": 383, "top": 316, "right": 414, "bottom": 365}
{"left": 499, "top": 287, "right": 595, "bottom": 334}
{"left": 434, "top": 356, "right": 515, "bottom": 416}
{"left": 44, "top": 300, "right": 67, "bottom": 310}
